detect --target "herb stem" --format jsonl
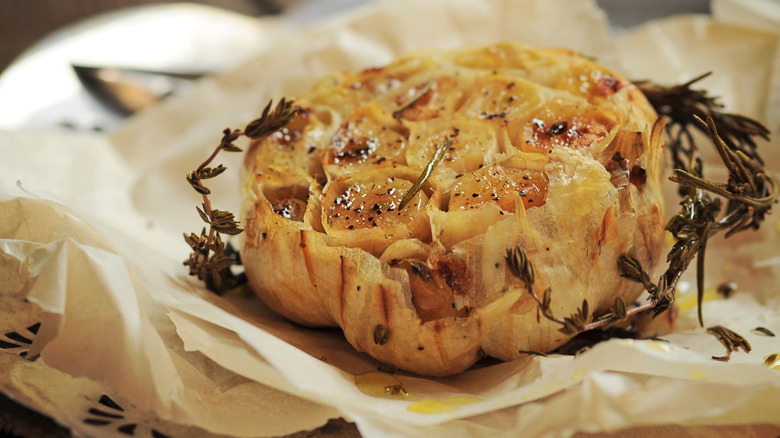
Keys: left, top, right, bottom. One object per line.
{"left": 398, "top": 138, "right": 451, "bottom": 210}
{"left": 670, "top": 170, "right": 773, "bottom": 208}
{"left": 194, "top": 144, "right": 227, "bottom": 280}
{"left": 393, "top": 80, "right": 433, "bottom": 118}
{"left": 696, "top": 222, "right": 711, "bottom": 327}
{"left": 581, "top": 302, "right": 656, "bottom": 331}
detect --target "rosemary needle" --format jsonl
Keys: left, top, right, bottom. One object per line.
{"left": 398, "top": 138, "right": 451, "bottom": 210}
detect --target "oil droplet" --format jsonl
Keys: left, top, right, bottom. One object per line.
{"left": 572, "top": 367, "right": 588, "bottom": 381}
{"left": 763, "top": 353, "right": 780, "bottom": 370}
{"left": 442, "top": 396, "right": 481, "bottom": 405}
{"left": 665, "top": 230, "right": 676, "bottom": 247}
{"left": 544, "top": 379, "right": 564, "bottom": 392}
{"left": 354, "top": 371, "right": 414, "bottom": 400}
{"left": 690, "top": 370, "right": 708, "bottom": 381}
{"left": 644, "top": 340, "right": 671, "bottom": 353}
{"left": 407, "top": 399, "right": 458, "bottom": 414}
{"left": 677, "top": 287, "right": 720, "bottom": 311}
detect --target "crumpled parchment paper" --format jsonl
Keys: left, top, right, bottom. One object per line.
{"left": 1, "top": 0, "right": 779, "bottom": 437}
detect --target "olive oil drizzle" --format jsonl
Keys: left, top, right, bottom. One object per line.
{"left": 354, "top": 371, "right": 481, "bottom": 413}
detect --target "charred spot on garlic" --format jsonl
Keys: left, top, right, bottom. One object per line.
{"left": 373, "top": 325, "right": 390, "bottom": 345}
{"left": 629, "top": 166, "right": 647, "bottom": 187}
{"left": 272, "top": 199, "right": 307, "bottom": 221}
{"left": 548, "top": 121, "right": 568, "bottom": 136}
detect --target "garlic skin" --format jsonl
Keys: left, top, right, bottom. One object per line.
{"left": 241, "top": 42, "right": 665, "bottom": 376}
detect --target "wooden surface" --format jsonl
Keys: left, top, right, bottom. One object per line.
{"left": 3, "top": 383, "right": 778, "bottom": 438}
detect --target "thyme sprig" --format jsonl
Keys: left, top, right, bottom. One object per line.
{"left": 505, "top": 247, "right": 590, "bottom": 335}
{"left": 507, "top": 247, "right": 643, "bottom": 334}
{"left": 184, "top": 98, "right": 299, "bottom": 293}
{"left": 707, "top": 325, "right": 751, "bottom": 361}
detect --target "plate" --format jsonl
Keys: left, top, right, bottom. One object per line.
{"left": 0, "top": 3, "right": 272, "bottom": 132}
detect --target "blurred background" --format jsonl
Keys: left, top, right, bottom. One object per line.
{"left": 0, "top": 0, "right": 711, "bottom": 133}
{"left": 0, "top": 1, "right": 286, "bottom": 73}
{"left": 0, "top": 0, "right": 711, "bottom": 74}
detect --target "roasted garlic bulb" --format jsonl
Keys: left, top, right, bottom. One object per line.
{"left": 241, "top": 43, "right": 665, "bottom": 376}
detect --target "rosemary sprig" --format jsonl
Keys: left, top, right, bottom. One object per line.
{"left": 636, "top": 72, "right": 770, "bottom": 172}
{"left": 507, "top": 73, "right": 776, "bottom": 341}
{"left": 618, "top": 117, "right": 775, "bottom": 325}
{"left": 184, "top": 98, "right": 299, "bottom": 293}
{"left": 621, "top": 73, "right": 777, "bottom": 327}
{"left": 398, "top": 138, "right": 451, "bottom": 210}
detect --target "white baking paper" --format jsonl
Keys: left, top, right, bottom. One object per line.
{"left": 1, "top": 0, "right": 779, "bottom": 437}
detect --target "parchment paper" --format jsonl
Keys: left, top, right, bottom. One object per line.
{"left": 1, "top": 0, "right": 779, "bottom": 437}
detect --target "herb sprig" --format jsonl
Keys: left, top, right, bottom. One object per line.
{"left": 629, "top": 75, "right": 776, "bottom": 326}
{"left": 505, "top": 247, "right": 592, "bottom": 335}
{"left": 611, "top": 76, "right": 775, "bottom": 328}
{"left": 507, "top": 73, "right": 776, "bottom": 337}
{"left": 184, "top": 98, "right": 298, "bottom": 293}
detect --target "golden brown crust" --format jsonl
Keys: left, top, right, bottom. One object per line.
{"left": 241, "top": 42, "right": 665, "bottom": 376}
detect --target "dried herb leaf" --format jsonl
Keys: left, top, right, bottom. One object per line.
{"left": 188, "top": 181, "right": 211, "bottom": 195}
{"left": 210, "top": 209, "right": 242, "bottom": 235}
{"left": 199, "top": 164, "right": 227, "bottom": 179}
{"left": 613, "top": 297, "right": 627, "bottom": 321}
{"left": 751, "top": 327, "right": 775, "bottom": 337}
{"left": 505, "top": 246, "right": 534, "bottom": 286}
{"left": 764, "top": 353, "right": 780, "bottom": 368}
{"left": 707, "top": 325, "right": 751, "bottom": 361}
{"left": 542, "top": 287, "right": 552, "bottom": 309}
{"left": 716, "top": 282, "right": 737, "bottom": 298}
{"left": 637, "top": 72, "right": 769, "bottom": 170}
{"left": 196, "top": 205, "right": 210, "bottom": 224}
{"left": 244, "top": 98, "right": 299, "bottom": 139}
{"left": 559, "top": 300, "right": 591, "bottom": 335}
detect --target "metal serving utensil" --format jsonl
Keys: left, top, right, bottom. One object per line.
{"left": 71, "top": 64, "right": 209, "bottom": 116}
